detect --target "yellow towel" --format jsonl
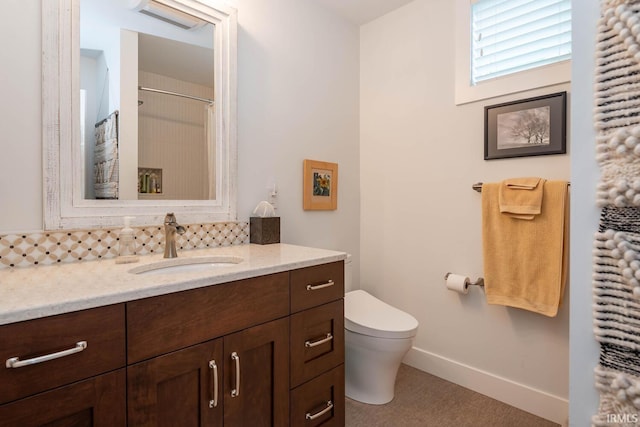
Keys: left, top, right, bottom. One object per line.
{"left": 499, "top": 177, "right": 546, "bottom": 220}
{"left": 482, "top": 180, "right": 569, "bottom": 317}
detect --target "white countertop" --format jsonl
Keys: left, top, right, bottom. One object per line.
{"left": 0, "top": 244, "right": 346, "bottom": 325}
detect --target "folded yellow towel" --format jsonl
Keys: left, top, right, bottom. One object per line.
{"left": 499, "top": 177, "right": 546, "bottom": 220}
{"left": 482, "top": 180, "right": 569, "bottom": 317}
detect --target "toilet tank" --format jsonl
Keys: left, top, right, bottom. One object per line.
{"left": 345, "top": 254, "right": 354, "bottom": 293}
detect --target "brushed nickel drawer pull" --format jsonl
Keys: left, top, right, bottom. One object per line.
{"left": 5, "top": 341, "right": 88, "bottom": 369}
{"left": 209, "top": 360, "right": 219, "bottom": 408}
{"left": 305, "top": 333, "right": 333, "bottom": 348}
{"left": 306, "top": 280, "right": 334, "bottom": 291}
{"left": 306, "top": 400, "right": 334, "bottom": 421}
{"left": 230, "top": 351, "right": 240, "bottom": 398}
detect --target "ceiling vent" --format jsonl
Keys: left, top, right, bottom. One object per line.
{"left": 130, "top": 0, "right": 206, "bottom": 30}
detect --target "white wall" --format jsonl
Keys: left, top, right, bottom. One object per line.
{"left": 0, "top": 0, "right": 42, "bottom": 233}
{"left": 569, "top": 2, "right": 601, "bottom": 426}
{"left": 360, "top": 0, "right": 570, "bottom": 423}
{"left": 236, "top": 0, "right": 361, "bottom": 268}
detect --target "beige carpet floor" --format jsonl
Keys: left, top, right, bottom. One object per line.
{"left": 345, "top": 364, "right": 560, "bottom": 427}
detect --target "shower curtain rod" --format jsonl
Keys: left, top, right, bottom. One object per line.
{"left": 138, "top": 86, "right": 214, "bottom": 104}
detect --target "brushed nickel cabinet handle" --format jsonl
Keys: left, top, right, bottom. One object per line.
{"left": 230, "top": 351, "right": 240, "bottom": 398}
{"left": 6, "top": 341, "right": 88, "bottom": 369}
{"left": 305, "top": 333, "right": 333, "bottom": 348}
{"left": 306, "top": 280, "right": 334, "bottom": 291}
{"left": 209, "top": 360, "right": 219, "bottom": 408}
{"left": 306, "top": 400, "right": 334, "bottom": 421}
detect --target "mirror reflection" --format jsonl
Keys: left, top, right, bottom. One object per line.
{"left": 80, "top": 0, "right": 215, "bottom": 201}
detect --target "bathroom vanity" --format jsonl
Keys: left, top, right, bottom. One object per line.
{"left": 0, "top": 244, "right": 346, "bottom": 426}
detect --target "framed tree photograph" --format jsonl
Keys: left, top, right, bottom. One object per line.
{"left": 484, "top": 91, "right": 567, "bottom": 160}
{"left": 303, "top": 159, "right": 338, "bottom": 210}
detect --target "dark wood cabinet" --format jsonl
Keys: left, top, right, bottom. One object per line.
{"left": 125, "top": 272, "right": 290, "bottom": 426}
{"left": 289, "top": 262, "right": 345, "bottom": 426}
{"left": 223, "top": 317, "right": 289, "bottom": 427}
{"left": 1, "top": 261, "right": 345, "bottom": 427}
{"left": 290, "top": 262, "right": 344, "bottom": 313}
{"left": 290, "top": 300, "right": 344, "bottom": 388}
{"left": 0, "top": 304, "right": 126, "bottom": 426}
{"left": 0, "top": 369, "right": 126, "bottom": 427}
{"left": 290, "top": 365, "right": 345, "bottom": 427}
{"left": 0, "top": 304, "right": 126, "bottom": 405}
{"left": 128, "top": 339, "right": 224, "bottom": 426}
{"left": 126, "top": 272, "right": 289, "bottom": 364}
{"left": 128, "top": 317, "right": 290, "bottom": 427}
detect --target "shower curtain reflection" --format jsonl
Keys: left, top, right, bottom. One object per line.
{"left": 137, "top": 70, "right": 214, "bottom": 200}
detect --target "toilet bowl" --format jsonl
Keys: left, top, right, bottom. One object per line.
{"left": 344, "top": 257, "right": 419, "bottom": 405}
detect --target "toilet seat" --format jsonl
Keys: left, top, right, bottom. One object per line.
{"left": 345, "top": 290, "right": 418, "bottom": 339}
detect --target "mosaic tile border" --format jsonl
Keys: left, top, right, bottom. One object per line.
{"left": 0, "top": 221, "right": 249, "bottom": 269}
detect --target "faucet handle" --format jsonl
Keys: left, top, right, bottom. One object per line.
{"left": 164, "top": 212, "right": 176, "bottom": 224}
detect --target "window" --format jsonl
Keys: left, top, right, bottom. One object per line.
{"left": 472, "top": 0, "right": 571, "bottom": 84}
{"left": 455, "top": 0, "right": 571, "bottom": 105}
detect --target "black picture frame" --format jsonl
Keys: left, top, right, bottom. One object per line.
{"left": 484, "top": 91, "right": 567, "bottom": 160}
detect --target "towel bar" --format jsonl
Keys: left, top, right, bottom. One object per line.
{"left": 472, "top": 181, "right": 571, "bottom": 192}
{"left": 444, "top": 273, "right": 484, "bottom": 288}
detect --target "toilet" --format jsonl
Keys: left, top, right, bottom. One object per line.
{"left": 344, "top": 255, "right": 419, "bottom": 405}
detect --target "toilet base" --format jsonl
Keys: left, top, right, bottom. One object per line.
{"left": 344, "top": 329, "right": 413, "bottom": 405}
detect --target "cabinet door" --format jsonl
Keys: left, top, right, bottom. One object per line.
{"left": 223, "top": 317, "right": 289, "bottom": 427}
{"left": 0, "top": 369, "right": 125, "bottom": 427}
{"left": 128, "top": 339, "right": 223, "bottom": 427}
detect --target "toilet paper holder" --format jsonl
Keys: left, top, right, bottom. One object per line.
{"left": 444, "top": 272, "right": 485, "bottom": 288}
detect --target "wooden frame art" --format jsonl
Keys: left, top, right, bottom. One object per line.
{"left": 303, "top": 159, "right": 338, "bottom": 210}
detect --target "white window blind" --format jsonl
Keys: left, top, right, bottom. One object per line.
{"left": 471, "top": 0, "right": 571, "bottom": 85}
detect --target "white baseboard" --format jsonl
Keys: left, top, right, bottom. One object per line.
{"left": 403, "top": 347, "right": 569, "bottom": 426}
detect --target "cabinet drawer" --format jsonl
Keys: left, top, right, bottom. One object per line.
{"left": 127, "top": 272, "right": 290, "bottom": 363}
{"left": 291, "top": 300, "right": 344, "bottom": 388}
{"left": 290, "top": 364, "right": 345, "bottom": 427}
{"left": 0, "top": 369, "right": 126, "bottom": 427}
{"left": 0, "top": 304, "right": 126, "bottom": 405}
{"left": 290, "top": 261, "right": 344, "bottom": 313}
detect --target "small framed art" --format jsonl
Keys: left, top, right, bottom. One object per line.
{"left": 303, "top": 159, "right": 338, "bottom": 210}
{"left": 484, "top": 91, "right": 567, "bottom": 160}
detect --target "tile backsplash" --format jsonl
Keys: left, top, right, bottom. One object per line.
{"left": 0, "top": 221, "right": 249, "bottom": 269}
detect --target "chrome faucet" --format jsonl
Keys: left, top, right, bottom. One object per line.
{"left": 163, "top": 213, "right": 186, "bottom": 258}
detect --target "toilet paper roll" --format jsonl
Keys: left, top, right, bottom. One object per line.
{"left": 446, "top": 273, "right": 470, "bottom": 294}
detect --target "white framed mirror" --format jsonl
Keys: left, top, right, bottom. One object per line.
{"left": 43, "top": 0, "right": 237, "bottom": 230}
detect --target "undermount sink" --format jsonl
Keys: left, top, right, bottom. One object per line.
{"left": 129, "top": 256, "right": 244, "bottom": 275}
